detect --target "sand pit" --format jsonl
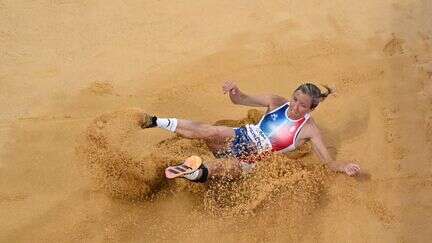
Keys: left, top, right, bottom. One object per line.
{"left": 76, "top": 108, "right": 322, "bottom": 217}
{"left": 73, "top": 107, "right": 327, "bottom": 241}
{"left": 1, "top": 1, "right": 432, "bottom": 242}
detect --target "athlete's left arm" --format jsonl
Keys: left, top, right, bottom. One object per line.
{"left": 302, "top": 119, "right": 361, "bottom": 176}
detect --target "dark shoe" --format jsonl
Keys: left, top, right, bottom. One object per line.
{"left": 140, "top": 113, "right": 157, "bottom": 129}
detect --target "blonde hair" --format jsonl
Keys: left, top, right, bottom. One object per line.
{"left": 295, "top": 83, "right": 332, "bottom": 109}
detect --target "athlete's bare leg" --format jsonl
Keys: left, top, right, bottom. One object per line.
{"left": 141, "top": 113, "right": 241, "bottom": 182}
{"left": 140, "top": 113, "right": 235, "bottom": 153}
{"left": 175, "top": 119, "right": 235, "bottom": 152}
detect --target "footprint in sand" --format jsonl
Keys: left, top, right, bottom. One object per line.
{"left": 417, "top": 61, "right": 432, "bottom": 80}
{"left": 380, "top": 107, "right": 407, "bottom": 159}
{"left": 392, "top": 145, "right": 406, "bottom": 160}
{"left": 381, "top": 107, "right": 400, "bottom": 143}
{"left": 82, "top": 81, "right": 119, "bottom": 96}
{"left": 0, "top": 193, "right": 29, "bottom": 203}
{"left": 383, "top": 35, "right": 405, "bottom": 56}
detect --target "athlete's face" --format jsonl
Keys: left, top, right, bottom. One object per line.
{"left": 288, "top": 90, "right": 313, "bottom": 119}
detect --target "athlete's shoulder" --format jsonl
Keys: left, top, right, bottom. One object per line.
{"left": 268, "top": 95, "right": 288, "bottom": 110}
{"left": 301, "top": 117, "right": 320, "bottom": 138}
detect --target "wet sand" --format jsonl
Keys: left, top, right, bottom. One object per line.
{"left": 1, "top": 1, "right": 431, "bottom": 242}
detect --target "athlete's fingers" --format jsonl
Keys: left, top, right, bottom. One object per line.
{"left": 222, "top": 86, "right": 229, "bottom": 94}
{"left": 346, "top": 166, "right": 357, "bottom": 176}
{"left": 222, "top": 81, "right": 228, "bottom": 89}
{"left": 350, "top": 166, "right": 360, "bottom": 176}
{"left": 222, "top": 81, "right": 234, "bottom": 94}
{"left": 344, "top": 167, "right": 350, "bottom": 175}
{"left": 223, "top": 80, "right": 234, "bottom": 87}
{"left": 354, "top": 166, "right": 360, "bottom": 172}
{"left": 223, "top": 81, "right": 238, "bottom": 95}
{"left": 350, "top": 165, "right": 360, "bottom": 175}
{"left": 230, "top": 87, "right": 237, "bottom": 95}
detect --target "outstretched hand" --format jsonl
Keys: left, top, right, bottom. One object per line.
{"left": 343, "top": 163, "right": 361, "bottom": 176}
{"left": 222, "top": 81, "right": 240, "bottom": 95}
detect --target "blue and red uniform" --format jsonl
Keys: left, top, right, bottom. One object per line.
{"left": 229, "top": 102, "right": 310, "bottom": 165}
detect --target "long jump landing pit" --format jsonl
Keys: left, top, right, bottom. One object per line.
{"left": 1, "top": 1, "right": 431, "bottom": 242}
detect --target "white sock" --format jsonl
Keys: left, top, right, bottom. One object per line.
{"left": 156, "top": 118, "right": 178, "bottom": 132}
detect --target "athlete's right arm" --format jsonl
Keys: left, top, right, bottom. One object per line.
{"left": 222, "top": 81, "right": 287, "bottom": 108}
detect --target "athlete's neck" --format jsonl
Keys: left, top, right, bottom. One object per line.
{"left": 287, "top": 113, "right": 303, "bottom": 121}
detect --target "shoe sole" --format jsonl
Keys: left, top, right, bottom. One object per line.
{"left": 165, "top": 155, "right": 203, "bottom": 179}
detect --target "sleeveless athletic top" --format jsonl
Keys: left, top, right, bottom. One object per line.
{"left": 245, "top": 102, "right": 310, "bottom": 153}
